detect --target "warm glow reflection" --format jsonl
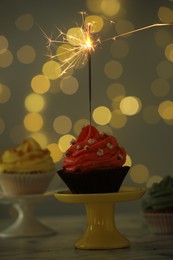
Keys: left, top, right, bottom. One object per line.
{"left": 130, "top": 164, "right": 149, "bottom": 184}
{"left": 47, "top": 143, "right": 63, "bottom": 163}
{"left": 53, "top": 115, "right": 72, "bottom": 134}
{"left": 24, "top": 93, "right": 45, "bottom": 112}
{"left": 24, "top": 113, "right": 43, "bottom": 132}
{"left": 93, "top": 106, "right": 112, "bottom": 125}
{"left": 120, "top": 96, "right": 141, "bottom": 116}
{"left": 31, "top": 74, "right": 50, "bottom": 94}
{"left": 58, "top": 134, "right": 76, "bottom": 153}
{"left": 124, "top": 154, "right": 132, "bottom": 167}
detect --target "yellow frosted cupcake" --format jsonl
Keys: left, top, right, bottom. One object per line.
{"left": 0, "top": 138, "right": 56, "bottom": 195}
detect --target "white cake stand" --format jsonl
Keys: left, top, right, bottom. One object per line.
{"left": 0, "top": 190, "right": 57, "bottom": 238}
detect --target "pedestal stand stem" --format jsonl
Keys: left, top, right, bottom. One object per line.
{"left": 75, "top": 202, "right": 130, "bottom": 249}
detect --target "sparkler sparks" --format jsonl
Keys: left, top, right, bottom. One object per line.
{"left": 42, "top": 12, "right": 173, "bottom": 123}
{"left": 43, "top": 13, "right": 173, "bottom": 78}
{"left": 42, "top": 13, "right": 100, "bottom": 78}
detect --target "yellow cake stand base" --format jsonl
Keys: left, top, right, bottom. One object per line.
{"left": 54, "top": 187, "right": 146, "bottom": 250}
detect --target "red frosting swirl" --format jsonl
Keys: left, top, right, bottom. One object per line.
{"left": 62, "top": 125, "right": 126, "bottom": 173}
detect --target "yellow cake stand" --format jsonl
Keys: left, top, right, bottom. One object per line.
{"left": 54, "top": 187, "right": 146, "bottom": 250}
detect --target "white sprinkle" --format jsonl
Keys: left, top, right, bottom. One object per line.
{"left": 97, "top": 149, "right": 104, "bottom": 156}
{"left": 84, "top": 145, "right": 89, "bottom": 150}
{"left": 118, "top": 154, "right": 123, "bottom": 159}
{"left": 88, "top": 138, "right": 95, "bottom": 144}
{"left": 107, "top": 142, "right": 113, "bottom": 149}
{"left": 76, "top": 145, "right": 81, "bottom": 150}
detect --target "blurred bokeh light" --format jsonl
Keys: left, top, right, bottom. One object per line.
{"left": 31, "top": 74, "right": 50, "bottom": 94}
{"left": 120, "top": 96, "right": 142, "bottom": 116}
{"left": 58, "top": 134, "right": 75, "bottom": 153}
{"left": 130, "top": 164, "right": 150, "bottom": 184}
{"left": 53, "top": 115, "right": 72, "bottom": 134}
{"left": 24, "top": 113, "right": 44, "bottom": 132}
{"left": 15, "top": 13, "right": 34, "bottom": 31}
{"left": 93, "top": 106, "right": 112, "bottom": 125}
{"left": 0, "top": 84, "right": 11, "bottom": 103}
{"left": 0, "top": 35, "right": 8, "bottom": 54}
{"left": 24, "top": 93, "right": 45, "bottom": 112}
{"left": 0, "top": 49, "right": 13, "bottom": 68}
{"left": 17, "top": 45, "right": 36, "bottom": 64}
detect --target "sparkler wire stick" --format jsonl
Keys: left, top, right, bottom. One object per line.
{"left": 104, "top": 23, "right": 173, "bottom": 42}
{"left": 87, "top": 23, "right": 92, "bottom": 125}
{"left": 88, "top": 49, "right": 92, "bottom": 125}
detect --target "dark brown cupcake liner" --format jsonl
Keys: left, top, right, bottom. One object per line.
{"left": 57, "top": 166, "right": 130, "bottom": 194}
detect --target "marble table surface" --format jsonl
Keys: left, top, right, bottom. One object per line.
{"left": 0, "top": 213, "right": 172, "bottom": 260}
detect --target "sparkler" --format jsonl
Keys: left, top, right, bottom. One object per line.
{"left": 43, "top": 12, "right": 173, "bottom": 124}
{"left": 86, "top": 23, "right": 93, "bottom": 124}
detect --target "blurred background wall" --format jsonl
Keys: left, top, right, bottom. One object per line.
{"left": 0, "top": 0, "right": 173, "bottom": 216}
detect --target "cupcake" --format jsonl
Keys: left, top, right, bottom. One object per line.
{"left": 0, "top": 138, "right": 56, "bottom": 195}
{"left": 142, "top": 175, "right": 173, "bottom": 234}
{"left": 57, "top": 125, "right": 130, "bottom": 194}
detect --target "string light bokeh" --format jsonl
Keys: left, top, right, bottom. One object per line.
{"left": 0, "top": 0, "right": 173, "bottom": 190}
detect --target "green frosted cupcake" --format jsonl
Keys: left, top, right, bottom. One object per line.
{"left": 142, "top": 175, "right": 173, "bottom": 234}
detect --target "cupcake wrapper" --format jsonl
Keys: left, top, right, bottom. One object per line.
{"left": 0, "top": 171, "right": 55, "bottom": 195}
{"left": 57, "top": 166, "right": 130, "bottom": 194}
{"left": 143, "top": 212, "right": 173, "bottom": 234}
